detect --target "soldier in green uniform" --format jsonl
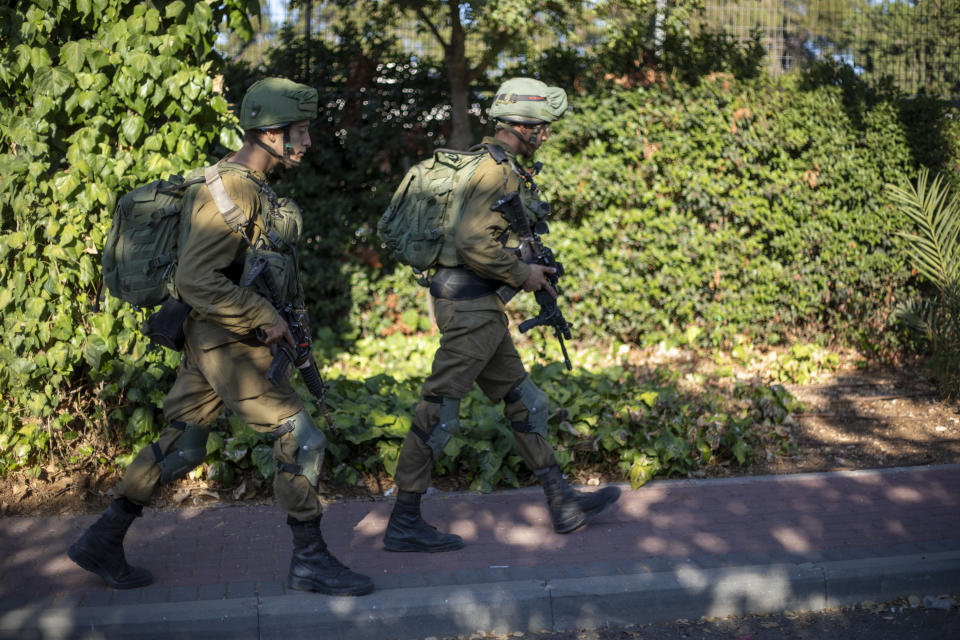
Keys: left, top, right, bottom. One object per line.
{"left": 384, "top": 78, "right": 621, "bottom": 553}
{"left": 68, "top": 78, "right": 373, "bottom": 596}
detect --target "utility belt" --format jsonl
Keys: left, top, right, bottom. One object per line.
{"left": 429, "top": 267, "right": 503, "bottom": 301}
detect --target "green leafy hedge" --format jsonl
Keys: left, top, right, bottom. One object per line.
{"left": 0, "top": 0, "right": 253, "bottom": 472}
{"left": 531, "top": 69, "right": 957, "bottom": 353}
{"left": 348, "top": 69, "right": 958, "bottom": 361}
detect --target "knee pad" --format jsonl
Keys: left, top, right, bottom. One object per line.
{"left": 275, "top": 410, "right": 326, "bottom": 488}
{"left": 506, "top": 377, "right": 549, "bottom": 439}
{"left": 414, "top": 396, "right": 461, "bottom": 458}
{"left": 156, "top": 422, "right": 209, "bottom": 485}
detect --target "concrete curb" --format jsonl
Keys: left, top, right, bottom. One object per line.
{"left": 4, "top": 550, "right": 958, "bottom": 640}
{"left": 0, "top": 598, "right": 260, "bottom": 640}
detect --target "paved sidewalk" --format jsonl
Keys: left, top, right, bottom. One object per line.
{"left": 1, "top": 465, "right": 959, "bottom": 639}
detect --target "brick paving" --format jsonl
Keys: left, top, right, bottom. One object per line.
{"left": 1, "top": 465, "right": 958, "bottom": 612}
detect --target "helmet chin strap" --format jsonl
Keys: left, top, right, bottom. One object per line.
{"left": 253, "top": 127, "right": 299, "bottom": 168}
{"left": 498, "top": 121, "right": 538, "bottom": 157}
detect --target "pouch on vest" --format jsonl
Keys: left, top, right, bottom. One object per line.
{"left": 377, "top": 146, "right": 488, "bottom": 281}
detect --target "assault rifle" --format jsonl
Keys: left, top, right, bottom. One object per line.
{"left": 243, "top": 255, "right": 337, "bottom": 434}
{"left": 493, "top": 191, "right": 573, "bottom": 370}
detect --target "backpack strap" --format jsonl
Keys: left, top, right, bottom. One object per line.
{"left": 483, "top": 143, "right": 509, "bottom": 165}
{"left": 203, "top": 165, "right": 248, "bottom": 231}
{"left": 476, "top": 143, "right": 515, "bottom": 194}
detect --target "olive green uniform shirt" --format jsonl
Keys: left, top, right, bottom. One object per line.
{"left": 120, "top": 160, "right": 318, "bottom": 519}
{"left": 450, "top": 137, "right": 533, "bottom": 310}
{"left": 175, "top": 161, "right": 278, "bottom": 338}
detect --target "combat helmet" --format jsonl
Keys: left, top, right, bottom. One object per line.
{"left": 239, "top": 77, "right": 318, "bottom": 131}
{"left": 489, "top": 77, "right": 568, "bottom": 125}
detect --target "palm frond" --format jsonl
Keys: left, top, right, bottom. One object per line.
{"left": 893, "top": 298, "right": 933, "bottom": 336}
{"left": 888, "top": 169, "right": 960, "bottom": 289}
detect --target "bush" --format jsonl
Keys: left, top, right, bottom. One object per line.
{"left": 0, "top": 0, "right": 253, "bottom": 473}
{"left": 526, "top": 71, "right": 958, "bottom": 352}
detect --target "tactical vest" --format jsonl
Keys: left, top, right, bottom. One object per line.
{"left": 489, "top": 151, "right": 553, "bottom": 253}
{"left": 214, "top": 168, "right": 304, "bottom": 308}
{"left": 176, "top": 164, "right": 303, "bottom": 307}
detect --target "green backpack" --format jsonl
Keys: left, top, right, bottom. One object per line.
{"left": 101, "top": 166, "right": 248, "bottom": 308}
{"left": 378, "top": 145, "right": 495, "bottom": 278}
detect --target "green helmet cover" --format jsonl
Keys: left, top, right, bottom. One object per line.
{"left": 489, "top": 77, "right": 568, "bottom": 124}
{"left": 239, "top": 78, "right": 318, "bottom": 131}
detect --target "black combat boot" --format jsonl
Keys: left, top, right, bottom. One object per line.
{"left": 535, "top": 464, "right": 621, "bottom": 534}
{"left": 67, "top": 498, "right": 153, "bottom": 589}
{"left": 383, "top": 490, "right": 464, "bottom": 552}
{"left": 287, "top": 515, "right": 374, "bottom": 596}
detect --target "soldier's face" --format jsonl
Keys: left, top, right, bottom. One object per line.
{"left": 521, "top": 123, "right": 550, "bottom": 153}
{"left": 285, "top": 120, "right": 312, "bottom": 165}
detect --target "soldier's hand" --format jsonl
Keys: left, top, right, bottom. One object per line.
{"left": 262, "top": 316, "right": 296, "bottom": 349}
{"left": 522, "top": 264, "right": 558, "bottom": 298}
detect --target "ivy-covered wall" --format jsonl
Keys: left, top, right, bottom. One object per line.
{"left": 0, "top": 0, "right": 253, "bottom": 471}
{"left": 538, "top": 69, "right": 957, "bottom": 352}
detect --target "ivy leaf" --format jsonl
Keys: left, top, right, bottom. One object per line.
{"left": 35, "top": 66, "right": 73, "bottom": 97}
{"left": 207, "top": 431, "right": 225, "bottom": 455}
{"left": 145, "top": 8, "right": 161, "bottom": 33}
{"left": 252, "top": 444, "right": 274, "bottom": 478}
{"left": 30, "top": 47, "right": 52, "bottom": 72}
{"left": 126, "top": 407, "right": 155, "bottom": 439}
{"left": 640, "top": 391, "right": 659, "bottom": 407}
{"left": 89, "top": 313, "right": 115, "bottom": 338}
{"left": 82, "top": 335, "right": 109, "bottom": 370}
{"left": 732, "top": 439, "right": 749, "bottom": 464}
{"left": 126, "top": 52, "right": 152, "bottom": 78}
{"left": 165, "top": 1, "right": 186, "bottom": 19}
{"left": 60, "top": 42, "right": 85, "bottom": 74}
{"left": 219, "top": 127, "right": 242, "bottom": 151}
{"left": 121, "top": 114, "right": 145, "bottom": 144}
{"left": 77, "top": 90, "right": 99, "bottom": 112}
{"left": 25, "top": 297, "right": 46, "bottom": 320}
{"left": 53, "top": 172, "right": 81, "bottom": 198}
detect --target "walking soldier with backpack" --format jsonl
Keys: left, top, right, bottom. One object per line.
{"left": 378, "top": 78, "right": 621, "bottom": 553}
{"left": 69, "top": 78, "right": 373, "bottom": 596}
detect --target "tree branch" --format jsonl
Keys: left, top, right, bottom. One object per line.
{"left": 416, "top": 6, "right": 448, "bottom": 50}
{"left": 468, "top": 34, "right": 509, "bottom": 81}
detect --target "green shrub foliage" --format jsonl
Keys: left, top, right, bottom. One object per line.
{"left": 529, "top": 69, "right": 957, "bottom": 351}
{"left": 0, "top": 0, "right": 253, "bottom": 472}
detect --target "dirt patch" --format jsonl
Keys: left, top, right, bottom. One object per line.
{"left": 2, "top": 359, "right": 959, "bottom": 518}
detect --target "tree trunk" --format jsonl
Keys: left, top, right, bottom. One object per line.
{"left": 445, "top": 3, "right": 473, "bottom": 150}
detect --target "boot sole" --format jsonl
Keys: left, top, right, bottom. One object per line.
{"left": 383, "top": 539, "right": 465, "bottom": 553}
{"left": 288, "top": 576, "right": 374, "bottom": 596}
{"left": 67, "top": 544, "right": 153, "bottom": 590}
